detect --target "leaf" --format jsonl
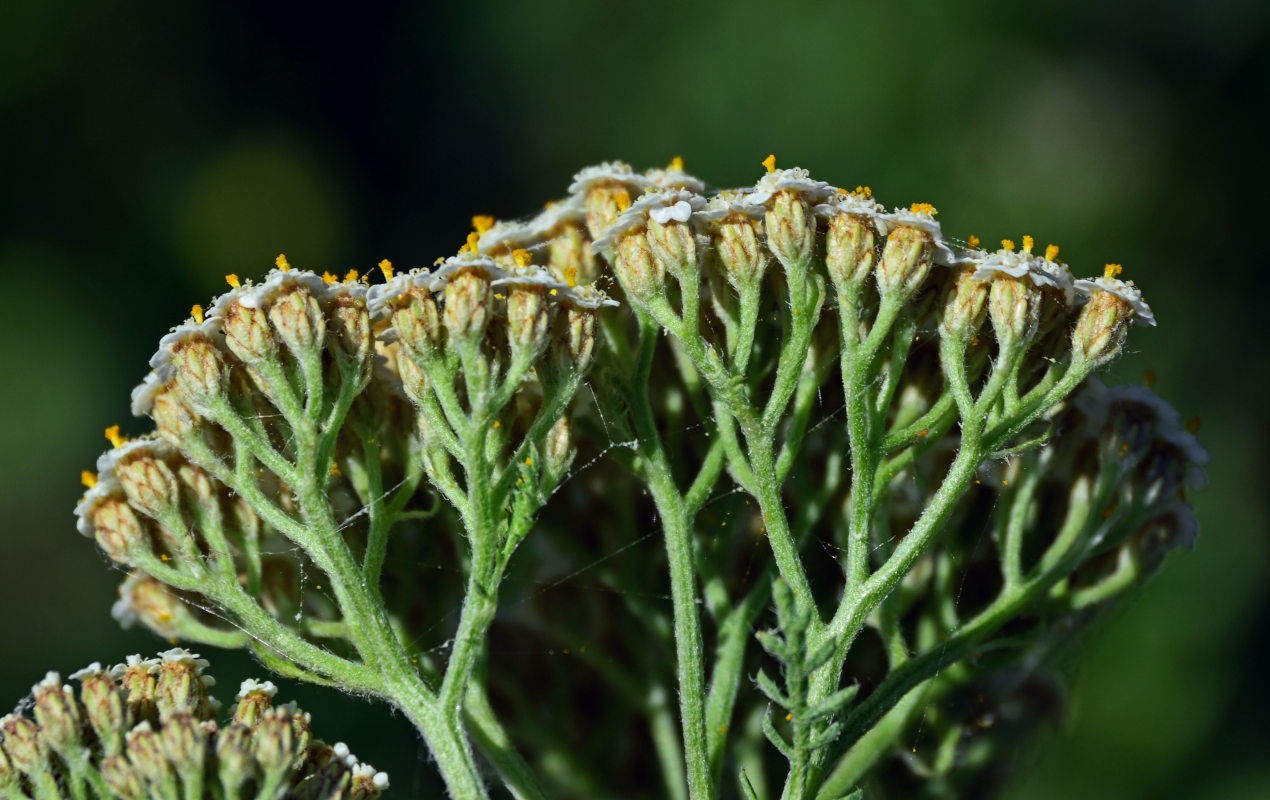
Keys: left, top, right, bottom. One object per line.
{"left": 250, "top": 640, "right": 340, "bottom": 687}
{"left": 761, "top": 711, "right": 792, "bottom": 761}
{"left": 807, "top": 684, "right": 859, "bottom": 722}
{"left": 739, "top": 769, "right": 762, "bottom": 800}
{"left": 754, "top": 669, "right": 790, "bottom": 708}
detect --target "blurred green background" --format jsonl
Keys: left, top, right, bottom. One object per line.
{"left": 2, "top": 0, "right": 1267, "bottom": 796}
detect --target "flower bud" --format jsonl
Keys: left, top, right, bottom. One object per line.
{"left": 1073, "top": 288, "right": 1131, "bottom": 366}
{"left": 765, "top": 190, "right": 817, "bottom": 268}
{"left": 159, "top": 712, "right": 207, "bottom": 780}
{"left": 116, "top": 655, "right": 161, "bottom": 725}
{"left": 940, "top": 269, "right": 990, "bottom": 340}
{"left": 152, "top": 386, "right": 198, "bottom": 444}
{"left": 91, "top": 497, "right": 145, "bottom": 564}
{"left": 255, "top": 708, "right": 299, "bottom": 782}
{"left": 329, "top": 293, "right": 372, "bottom": 367}
{"left": 116, "top": 450, "right": 179, "bottom": 520}
{"left": 268, "top": 286, "right": 326, "bottom": 359}
{"left": 72, "top": 663, "right": 126, "bottom": 757}
{"left": 100, "top": 754, "right": 147, "bottom": 800}
{"left": 544, "top": 416, "right": 575, "bottom": 479}
{"left": 126, "top": 721, "right": 176, "bottom": 790}
{"left": 0, "top": 744, "right": 18, "bottom": 793}
{"left": 31, "top": 673, "right": 82, "bottom": 756}
{"left": 0, "top": 714, "right": 48, "bottom": 777}
{"left": 713, "top": 217, "right": 767, "bottom": 290}
{"left": 233, "top": 679, "right": 278, "bottom": 728}
{"left": 443, "top": 268, "right": 491, "bottom": 349}
{"left": 547, "top": 224, "right": 598, "bottom": 287}
{"left": 351, "top": 763, "right": 391, "bottom": 798}
{"left": 613, "top": 232, "right": 664, "bottom": 302}
{"left": 216, "top": 722, "right": 256, "bottom": 793}
{"left": 391, "top": 289, "right": 443, "bottom": 360}
{"left": 645, "top": 214, "right": 697, "bottom": 281}
{"left": 170, "top": 337, "right": 227, "bottom": 407}
{"left": 507, "top": 286, "right": 551, "bottom": 360}
{"left": 564, "top": 305, "right": 598, "bottom": 373}
{"left": 875, "top": 224, "right": 934, "bottom": 298}
{"left": 222, "top": 300, "right": 276, "bottom": 364}
{"left": 825, "top": 213, "right": 877, "bottom": 293}
{"left": 571, "top": 162, "right": 648, "bottom": 239}
{"left": 155, "top": 649, "right": 212, "bottom": 721}
{"left": 988, "top": 275, "right": 1039, "bottom": 346}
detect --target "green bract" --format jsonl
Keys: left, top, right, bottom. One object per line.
{"left": 68, "top": 157, "right": 1204, "bottom": 800}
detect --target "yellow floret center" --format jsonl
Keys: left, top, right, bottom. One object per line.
{"left": 967, "top": 235, "right": 981, "bottom": 249}
{"left": 104, "top": 425, "right": 126, "bottom": 448}
{"left": 614, "top": 190, "right": 631, "bottom": 213}
{"left": 379, "top": 259, "right": 394, "bottom": 280}
{"left": 1045, "top": 243, "right": 1061, "bottom": 261}
{"left": 276, "top": 253, "right": 291, "bottom": 272}
{"left": 225, "top": 274, "right": 240, "bottom": 288}
{"left": 1001, "top": 239, "right": 1016, "bottom": 252}
{"left": 762, "top": 154, "right": 777, "bottom": 173}
{"left": 909, "top": 202, "right": 938, "bottom": 216}
{"left": 191, "top": 304, "right": 205, "bottom": 324}
{"left": 471, "top": 215, "right": 495, "bottom": 234}
{"left": 459, "top": 232, "right": 480, "bottom": 255}
{"left": 1022, "top": 235, "right": 1035, "bottom": 254}
{"left": 81, "top": 470, "right": 97, "bottom": 489}
{"left": 344, "top": 269, "right": 359, "bottom": 283}
{"left": 512, "top": 249, "right": 533, "bottom": 268}
{"left": 1104, "top": 263, "right": 1123, "bottom": 278}
{"left": 322, "top": 271, "right": 338, "bottom": 284}
{"left": 669, "top": 155, "right": 685, "bottom": 171}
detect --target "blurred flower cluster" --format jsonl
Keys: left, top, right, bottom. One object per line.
{"left": 0, "top": 649, "right": 386, "bottom": 800}
{"left": 63, "top": 155, "right": 1204, "bottom": 800}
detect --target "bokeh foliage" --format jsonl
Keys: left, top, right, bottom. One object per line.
{"left": 1, "top": 0, "right": 1267, "bottom": 797}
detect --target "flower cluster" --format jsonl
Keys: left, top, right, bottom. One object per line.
{"left": 0, "top": 650, "right": 386, "bottom": 800}
{"left": 69, "top": 155, "right": 1198, "bottom": 800}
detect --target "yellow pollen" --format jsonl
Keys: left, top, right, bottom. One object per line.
{"left": 512, "top": 249, "right": 533, "bottom": 268}
{"left": 104, "top": 425, "right": 126, "bottom": 448}
{"left": 471, "top": 215, "right": 495, "bottom": 234}
{"left": 492, "top": 420, "right": 501, "bottom": 429}
{"left": 1022, "top": 235, "right": 1035, "bottom": 254}
{"left": 1045, "top": 243, "right": 1060, "bottom": 261}
{"left": 379, "top": 259, "right": 395, "bottom": 280}
{"left": 762, "top": 154, "right": 777, "bottom": 173}
{"left": 459, "top": 232, "right": 481, "bottom": 254}
{"left": 275, "top": 253, "right": 291, "bottom": 272}
{"left": 322, "top": 271, "right": 337, "bottom": 283}
{"left": 434, "top": 257, "right": 445, "bottom": 266}
{"left": 836, "top": 187, "right": 848, "bottom": 195}
{"left": 909, "top": 202, "right": 938, "bottom": 216}
{"left": 855, "top": 185, "right": 873, "bottom": 198}
{"left": 81, "top": 470, "right": 97, "bottom": 489}
{"left": 967, "top": 235, "right": 981, "bottom": 249}
{"left": 614, "top": 190, "right": 631, "bottom": 213}
{"left": 190, "top": 304, "right": 205, "bottom": 324}
{"left": 525, "top": 457, "right": 533, "bottom": 466}
{"left": 343, "top": 269, "right": 359, "bottom": 283}
{"left": 1104, "top": 263, "right": 1123, "bottom": 278}
{"left": 330, "top": 463, "right": 341, "bottom": 476}
{"left": 669, "top": 155, "right": 685, "bottom": 171}
{"left": 1001, "top": 239, "right": 1016, "bottom": 252}
{"left": 225, "top": 273, "right": 240, "bottom": 288}
{"left": 564, "top": 266, "right": 578, "bottom": 287}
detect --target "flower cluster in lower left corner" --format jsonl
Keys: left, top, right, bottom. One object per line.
{"left": 0, "top": 649, "right": 388, "bottom": 800}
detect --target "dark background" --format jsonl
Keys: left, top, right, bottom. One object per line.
{"left": 2, "top": 0, "right": 1267, "bottom": 797}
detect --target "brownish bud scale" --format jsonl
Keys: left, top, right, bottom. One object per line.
{"left": 170, "top": 337, "right": 227, "bottom": 407}
{"left": 116, "top": 451, "right": 179, "bottom": 520}
{"left": 507, "top": 286, "right": 551, "bottom": 359}
{"left": 329, "top": 294, "right": 372, "bottom": 366}
{"left": 646, "top": 216, "right": 697, "bottom": 280}
{"left": 825, "top": 213, "right": 877, "bottom": 293}
{"left": 100, "top": 754, "right": 147, "bottom": 800}
{"left": 0, "top": 714, "right": 49, "bottom": 776}
{"left": 547, "top": 224, "right": 598, "bottom": 287}
{"left": 391, "top": 289, "right": 443, "bottom": 359}
{"left": 613, "top": 232, "right": 664, "bottom": 302}
{"left": 222, "top": 301, "right": 275, "bottom": 364}
{"left": 443, "top": 269, "right": 491, "bottom": 349}
{"left": 713, "top": 218, "right": 767, "bottom": 289}
{"left": 564, "top": 305, "right": 598, "bottom": 373}
{"left": 74, "top": 665, "right": 127, "bottom": 758}
{"left": 268, "top": 286, "right": 326, "bottom": 359}
{"left": 765, "top": 191, "right": 817, "bottom": 268}
{"left": 875, "top": 224, "right": 934, "bottom": 298}
{"left": 940, "top": 269, "right": 990, "bottom": 340}
{"left": 988, "top": 275, "right": 1039, "bottom": 346}
{"left": 216, "top": 722, "right": 256, "bottom": 793}
{"left": 1073, "top": 289, "right": 1132, "bottom": 366}
{"left": 91, "top": 497, "right": 145, "bottom": 564}
{"left": 31, "top": 673, "right": 82, "bottom": 756}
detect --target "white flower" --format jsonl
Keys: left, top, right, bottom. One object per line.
{"left": 129, "top": 371, "right": 166, "bottom": 417}
{"left": 878, "top": 205, "right": 958, "bottom": 266}
{"left": 69, "top": 663, "right": 106, "bottom": 682}
{"left": 477, "top": 219, "right": 538, "bottom": 254}
{"left": 110, "top": 575, "right": 141, "bottom": 627}
{"left": 592, "top": 189, "right": 707, "bottom": 253}
{"left": 237, "top": 678, "right": 279, "bottom": 701}
{"left": 971, "top": 248, "right": 1071, "bottom": 293}
{"left": 813, "top": 189, "right": 886, "bottom": 224}
{"left": 366, "top": 269, "right": 435, "bottom": 318}
{"left": 644, "top": 166, "right": 706, "bottom": 194}
{"left": 568, "top": 161, "right": 651, "bottom": 195}
{"left": 742, "top": 167, "right": 837, "bottom": 207}
{"left": 491, "top": 266, "right": 571, "bottom": 293}
{"left": 1073, "top": 275, "right": 1156, "bottom": 326}
{"left": 425, "top": 253, "right": 506, "bottom": 292}
{"left": 560, "top": 284, "right": 620, "bottom": 309}
{"left": 694, "top": 191, "right": 766, "bottom": 223}
{"left": 148, "top": 313, "right": 224, "bottom": 383}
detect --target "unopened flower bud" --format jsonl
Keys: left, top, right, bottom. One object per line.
{"left": 825, "top": 213, "right": 877, "bottom": 293}
{"left": 159, "top": 712, "right": 207, "bottom": 779}
{"left": 392, "top": 288, "right": 443, "bottom": 359}
{"left": 31, "top": 673, "right": 82, "bottom": 756}
{"left": 875, "top": 224, "right": 934, "bottom": 298}
{"left": 233, "top": 679, "right": 278, "bottom": 728}
{"left": 0, "top": 714, "right": 48, "bottom": 777}
{"left": 216, "top": 722, "right": 256, "bottom": 793}
{"left": 155, "top": 649, "right": 212, "bottom": 720}
{"left": 988, "top": 275, "right": 1039, "bottom": 346}
{"left": 268, "top": 286, "right": 325, "bottom": 359}
{"left": 443, "top": 268, "right": 491, "bottom": 349}
{"left": 544, "top": 416, "right": 575, "bottom": 478}
{"left": 152, "top": 386, "right": 198, "bottom": 444}
{"left": 170, "top": 337, "right": 226, "bottom": 407}
{"left": 1071, "top": 273, "right": 1155, "bottom": 366}
{"left": 571, "top": 163, "right": 648, "bottom": 238}
{"left": 116, "top": 656, "right": 160, "bottom": 724}
{"left": 72, "top": 663, "right": 126, "bottom": 757}
{"left": 222, "top": 301, "right": 276, "bottom": 364}
{"left": 507, "top": 286, "right": 551, "bottom": 359}
{"left": 116, "top": 450, "right": 179, "bottom": 519}
{"left": 940, "top": 269, "right": 990, "bottom": 340}
{"left": 100, "top": 754, "right": 147, "bottom": 800}
{"left": 613, "top": 232, "right": 664, "bottom": 302}
{"left": 255, "top": 708, "right": 298, "bottom": 781}
{"left": 645, "top": 213, "right": 697, "bottom": 281}
{"left": 765, "top": 190, "right": 817, "bottom": 268}
{"left": 126, "top": 721, "right": 176, "bottom": 790}
{"left": 91, "top": 497, "right": 145, "bottom": 564}
{"left": 351, "top": 763, "right": 391, "bottom": 798}
{"left": 329, "top": 293, "right": 371, "bottom": 366}
{"left": 564, "top": 305, "right": 598, "bottom": 373}
{"left": 713, "top": 217, "right": 766, "bottom": 289}
{"left": 0, "top": 745, "right": 18, "bottom": 793}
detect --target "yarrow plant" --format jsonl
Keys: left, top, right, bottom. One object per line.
{"left": 36, "top": 155, "right": 1205, "bottom": 799}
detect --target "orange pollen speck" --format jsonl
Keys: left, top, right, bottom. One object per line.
{"left": 762, "top": 154, "right": 777, "bottom": 173}
{"left": 104, "top": 424, "right": 126, "bottom": 447}
{"left": 967, "top": 235, "right": 981, "bottom": 249}
{"left": 669, "top": 155, "right": 685, "bottom": 171}
{"left": 1104, "top": 263, "right": 1123, "bottom": 278}
{"left": 275, "top": 253, "right": 291, "bottom": 272}
{"left": 225, "top": 273, "right": 240, "bottom": 288}
{"left": 1022, "top": 235, "right": 1035, "bottom": 254}
{"left": 909, "top": 202, "right": 937, "bottom": 216}
{"left": 379, "top": 259, "right": 394, "bottom": 280}
{"left": 1001, "top": 239, "right": 1016, "bottom": 252}
{"left": 81, "top": 470, "right": 97, "bottom": 489}
{"left": 512, "top": 249, "right": 533, "bottom": 268}
{"left": 190, "top": 304, "right": 204, "bottom": 324}
{"left": 471, "top": 215, "right": 495, "bottom": 234}
{"left": 322, "top": 272, "right": 337, "bottom": 283}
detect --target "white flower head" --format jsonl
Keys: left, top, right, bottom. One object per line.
{"left": 644, "top": 157, "right": 706, "bottom": 194}
{"left": 742, "top": 166, "right": 837, "bottom": 207}
{"left": 129, "top": 371, "right": 166, "bottom": 417}
{"left": 491, "top": 266, "right": 571, "bottom": 294}
{"left": 878, "top": 204, "right": 958, "bottom": 266}
{"left": 813, "top": 187, "right": 886, "bottom": 224}
{"left": 237, "top": 678, "right": 279, "bottom": 701}
{"left": 694, "top": 190, "right": 766, "bottom": 223}
{"left": 426, "top": 253, "right": 506, "bottom": 293}
{"left": 69, "top": 663, "right": 106, "bottom": 682}
{"left": 148, "top": 310, "right": 224, "bottom": 383}
{"left": 560, "top": 284, "right": 620, "bottom": 310}
{"left": 568, "top": 161, "right": 651, "bottom": 196}
{"left": 366, "top": 269, "right": 435, "bottom": 319}
{"left": 592, "top": 189, "right": 707, "bottom": 253}
{"left": 1073, "top": 271, "right": 1156, "bottom": 326}
{"left": 477, "top": 219, "right": 539, "bottom": 255}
